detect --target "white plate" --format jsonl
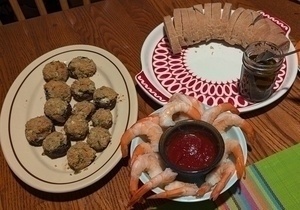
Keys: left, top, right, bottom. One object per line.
{"left": 129, "top": 111, "right": 248, "bottom": 202}
{"left": 136, "top": 12, "right": 298, "bottom": 113}
{"left": 0, "top": 45, "right": 138, "bottom": 193}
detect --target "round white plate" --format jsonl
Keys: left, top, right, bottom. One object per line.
{"left": 0, "top": 45, "right": 138, "bottom": 193}
{"left": 130, "top": 112, "right": 248, "bottom": 202}
{"left": 136, "top": 12, "right": 298, "bottom": 113}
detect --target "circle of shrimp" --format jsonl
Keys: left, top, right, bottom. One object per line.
{"left": 123, "top": 93, "right": 254, "bottom": 207}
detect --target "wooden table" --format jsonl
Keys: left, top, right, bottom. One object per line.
{"left": 0, "top": 0, "right": 299, "bottom": 209}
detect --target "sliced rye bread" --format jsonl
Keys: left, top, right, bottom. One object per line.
{"left": 181, "top": 8, "right": 194, "bottom": 46}
{"left": 210, "top": 2, "right": 222, "bottom": 40}
{"left": 193, "top": 4, "right": 208, "bottom": 43}
{"left": 240, "top": 10, "right": 263, "bottom": 48}
{"left": 163, "top": 15, "right": 182, "bottom": 54}
{"left": 230, "top": 9, "right": 261, "bottom": 46}
{"left": 265, "top": 19, "right": 285, "bottom": 35}
{"left": 265, "top": 33, "right": 290, "bottom": 53}
{"left": 187, "top": 7, "right": 200, "bottom": 45}
{"left": 252, "top": 18, "right": 272, "bottom": 42}
{"left": 224, "top": 7, "right": 245, "bottom": 45}
{"left": 242, "top": 16, "right": 267, "bottom": 47}
{"left": 217, "top": 3, "right": 232, "bottom": 40}
{"left": 173, "top": 8, "right": 187, "bottom": 47}
{"left": 164, "top": 4, "right": 290, "bottom": 54}
{"left": 203, "top": 3, "right": 213, "bottom": 41}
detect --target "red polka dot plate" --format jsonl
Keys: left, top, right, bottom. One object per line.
{"left": 135, "top": 12, "right": 298, "bottom": 112}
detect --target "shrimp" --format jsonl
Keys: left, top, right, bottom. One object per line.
{"left": 147, "top": 180, "right": 198, "bottom": 199}
{"left": 212, "top": 112, "right": 255, "bottom": 143}
{"left": 196, "top": 160, "right": 236, "bottom": 201}
{"left": 169, "top": 93, "right": 205, "bottom": 114}
{"left": 201, "top": 102, "right": 240, "bottom": 124}
{"left": 129, "top": 152, "right": 164, "bottom": 196}
{"left": 159, "top": 93, "right": 202, "bottom": 127}
{"left": 223, "top": 138, "right": 246, "bottom": 179}
{"left": 127, "top": 168, "right": 178, "bottom": 208}
{"left": 120, "top": 114, "right": 162, "bottom": 157}
{"left": 196, "top": 139, "right": 245, "bottom": 200}
{"left": 129, "top": 142, "right": 153, "bottom": 168}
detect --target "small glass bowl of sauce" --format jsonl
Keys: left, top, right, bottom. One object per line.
{"left": 159, "top": 120, "right": 225, "bottom": 184}
{"left": 239, "top": 41, "right": 284, "bottom": 102}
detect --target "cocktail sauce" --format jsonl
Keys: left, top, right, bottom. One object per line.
{"left": 165, "top": 130, "right": 218, "bottom": 171}
{"left": 239, "top": 41, "right": 283, "bottom": 102}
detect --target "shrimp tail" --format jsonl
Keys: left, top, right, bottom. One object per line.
{"left": 129, "top": 176, "right": 140, "bottom": 196}
{"left": 127, "top": 168, "right": 177, "bottom": 207}
{"left": 129, "top": 142, "right": 153, "bottom": 167}
{"left": 230, "top": 142, "right": 246, "bottom": 179}
{"left": 221, "top": 102, "right": 239, "bottom": 115}
{"left": 196, "top": 182, "right": 212, "bottom": 197}
{"left": 147, "top": 187, "right": 185, "bottom": 199}
{"left": 210, "top": 163, "right": 235, "bottom": 201}
{"left": 186, "top": 105, "right": 202, "bottom": 120}
{"left": 240, "top": 120, "right": 256, "bottom": 144}
{"left": 121, "top": 114, "right": 161, "bottom": 158}
{"left": 121, "top": 129, "right": 134, "bottom": 157}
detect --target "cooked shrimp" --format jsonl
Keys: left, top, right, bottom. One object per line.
{"left": 169, "top": 93, "right": 205, "bottom": 114}
{"left": 196, "top": 160, "right": 235, "bottom": 201}
{"left": 223, "top": 138, "right": 245, "bottom": 179}
{"left": 147, "top": 180, "right": 198, "bottom": 199}
{"left": 127, "top": 168, "right": 178, "bottom": 207}
{"left": 120, "top": 114, "right": 162, "bottom": 157}
{"left": 129, "top": 142, "right": 153, "bottom": 167}
{"left": 196, "top": 139, "right": 245, "bottom": 200}
{"left": 201, "top": 102, "right": 239, "bottom": 124}
{"left": 159, "top": 94, "right": 201, "bottom": 127}
{"left": 129, "top": 152, "right": 164, "bottom": 196}
{"left": 212, "top": 112, "right": 255, "bottom": 143}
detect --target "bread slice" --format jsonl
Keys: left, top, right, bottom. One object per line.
{"left": 217, "top": 3, "right": 232, "bottom": 40}
{"left": 203, "top": 3, "right": 213, "bottom": 41}
{"left": 230, "top": 9, "right": 261, "bottom": 46}
{"left": 163, "top": 15, "right": 182, "bottom": 54}
{"left": 224, "top": 7, "right": 245, "bottom": 45}
{"left": 187, "top": 7, "right": 200, "bottom": 45}
{"left": 193, "top": 4, "right": 207, "bottom": 43}
{"left": 210, "top": 2, "right": 222, "bottom": 40}
{"left": 181, "top": 8, "right": 194, "bottom": 46}
{"left": 265, "top": 19, "right": 285, "bottom": 35}
{"left": 265, "top": 33, "right": 290, "bottom": 53}
{"left": 173, "top": 8, "right": 187, "bottom": 47}
{"left": 240, "top": 10, "right": 262, "bottom": 48}
{"left": 251, "top": 18, "right": 272, "bottom": 42}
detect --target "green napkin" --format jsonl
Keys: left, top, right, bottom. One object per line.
{"left": 152, "top": 143, "right": 300, "bottom": 210}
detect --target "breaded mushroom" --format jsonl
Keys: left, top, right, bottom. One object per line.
{"left": 25, "top": 116, "right": 54, "bottom": 146}
{"left": 68, "top": 56, "right": 97, "bottom": 79}
{"left": 67, "top": 142, "right": 96, "bottom": 172}
{"left": 87, "top": 127, "right": 111, "bottom": 152}
{"left": 44, "top": 80, "right": 72, "bottom": 102}
{"left": 44, "top": 98, "right": 71, "bottom": 125}
{"left": 93, "top": 86, "right": 118, "bottom": 110}
{"left": 71, "top": 78, "right": 96, "bottom": 102}
{"left": 42, "top": 61, "right": 69, "bottom": 82}
{"left": 64, "top": 115, "right": 89, "bottom": 141}
{"left": 71, "top": 100, "right": 96, "bottom": 120}
{"left": 91, "top": 108, "right": 113, "bottom": 129}
{"left": 42, "top": 131, "right": 70, "bottom": 159}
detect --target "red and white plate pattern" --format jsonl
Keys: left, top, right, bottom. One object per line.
{"left": 136, "top": 12, "right": 298, "bottom": 112}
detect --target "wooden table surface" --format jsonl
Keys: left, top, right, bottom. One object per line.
{"left": 0, "top": 0, "right": 299, "bottom": 209}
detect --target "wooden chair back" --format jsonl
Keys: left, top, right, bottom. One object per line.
{"left": 8, "top": 0, "right": 91, "bottom": 21}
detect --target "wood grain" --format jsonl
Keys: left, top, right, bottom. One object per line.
{"left": 0, "top": 0, "right": 299, "bottom": 209}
